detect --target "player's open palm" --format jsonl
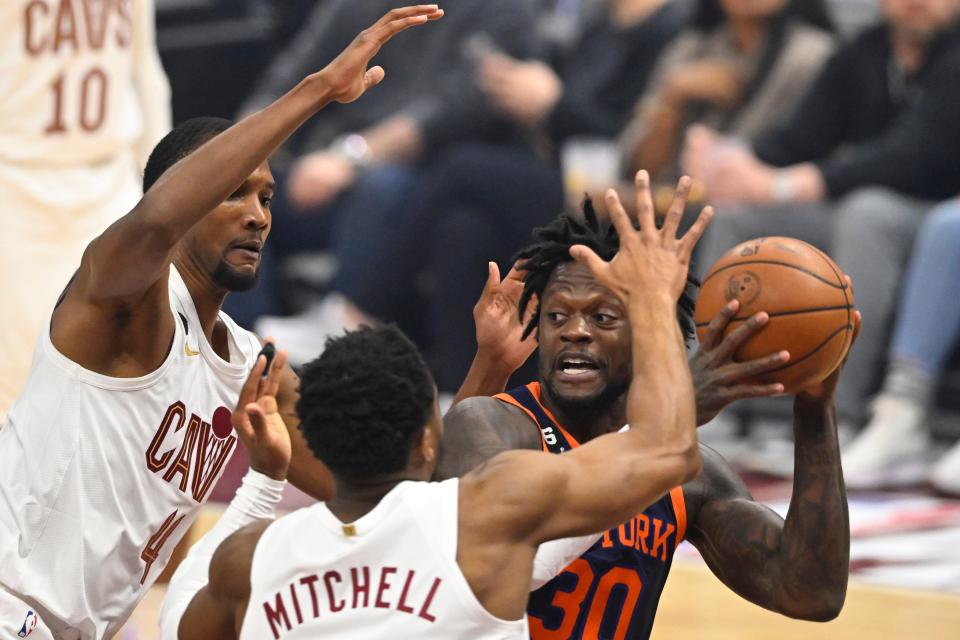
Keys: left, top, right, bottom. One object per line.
{"left": 317, "top": 5, "right": 444, "bottom": 104}
{"left": 570, "top": 171, "right": 713, "bottom": 304}
{"left": 473, "top": 261, "right": 537, "bottom": 372}
{"left": 233, "top": 345, "right": 292, "bottom": 481}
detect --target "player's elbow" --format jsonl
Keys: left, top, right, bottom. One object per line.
{"left": 780, "top": 588, "right": 846, "bottom": 622}
{"left": 674, "top": 440, "right": 703, "bottom": 485}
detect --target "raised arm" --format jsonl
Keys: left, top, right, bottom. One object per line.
{"left": 684, "top": 315, "right": 860, "bottom": 621}
{"left": 465, "top": 173, "right": 710, "bottom": 543}
{"left": 70, "top": 6, "right": 443, "bottom": 305}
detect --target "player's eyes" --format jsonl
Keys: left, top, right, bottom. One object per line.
{"left": 261, "top": 195, "right": 273, "bottom": 208}
{"left": 546, "top": 312, "right": 567, "bottom": 323}
{"left": 594, "top": 313, "right": 616, "bottom": 323}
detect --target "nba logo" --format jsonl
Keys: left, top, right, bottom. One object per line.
{"left": 18, "top": 610, "right": 37, "bottom": 637}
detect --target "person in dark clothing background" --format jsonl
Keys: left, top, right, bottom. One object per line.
{"left": 685, "top": 0, "right": 960, "bottom": 475}
{"left": 220, "top": 0, "right": 537, "bottom": 342}
{"left": 324, "top": 0, "right": 691, "bottom": 392}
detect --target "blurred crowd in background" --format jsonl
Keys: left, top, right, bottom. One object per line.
{"left": 7, "top": 0, "right": 960, "bottom": 492}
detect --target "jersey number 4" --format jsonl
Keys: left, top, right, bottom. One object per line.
{"left": 46, "top": 66, "right": 108, "bottom": 134}
{"left": 531, "top": 559, "right": 643, "bottom": 640}
{"left": 140, "top": 510, "right": 186, "bottom": 585}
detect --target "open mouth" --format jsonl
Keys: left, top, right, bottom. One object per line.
{"left": 556, "top": 355, "right": 600, "bottom": 377}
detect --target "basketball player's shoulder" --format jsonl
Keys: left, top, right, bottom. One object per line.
{"left": 444, "top": 396, "right": 540, "bottom": 449}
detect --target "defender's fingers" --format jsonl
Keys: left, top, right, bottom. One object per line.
{"left": 245, "top": 403, "right": 270, "bottom": 436}
{"left": 239, "top": 354, "right": 267, "bottom": 408}
{"left": 714, "top": 312, "right": 769, "bottom": 360}
{"left": 700, "top": 299, "right": 740, "bottom": 350}
{"left": 604, "top": 189, "right": 635, "bottom": 242}
{"left": 262, "top": 350, "right": 288, "bottom": 399}
{"left": 375, "top": 8, "right": 443, "bottom": 43}
{"left": 850, "top": 309, "right": 862, "bottom": 344}
{"left": 634, "top": 170, "right": 656, "bottom": 238}
{"left": 569, "top": 244, "right": 608, "bottom": 279}
{"left": 372, "top": 5, "right": 440, "bottom": 30}
{"left": 678, "top": 205, "right": 714, "bottom": 261}
{"left": 661, "top": 176, "right": 692, "bottom": 244}
{"left": 363, "top": 66, "right": 386, "bottom": 90}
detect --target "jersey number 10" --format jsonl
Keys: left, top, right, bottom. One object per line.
{"left": 45, "top": 66, "right": 108, "bottom": 134}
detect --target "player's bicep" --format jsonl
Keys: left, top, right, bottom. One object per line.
{"left": 686, "top": 446, "right": 786, "bottom": 605}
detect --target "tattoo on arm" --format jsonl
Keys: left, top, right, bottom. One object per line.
{"left": 435, "top": 398, "right": 539, "bottom": 481}
{"left": 687, "top": 429, "right": 848, "bottom": 620}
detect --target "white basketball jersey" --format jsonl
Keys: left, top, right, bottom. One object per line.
{"left": 0, "top": 0, "right": 163, "bottom": 168}
{"left": 0, "top": 267, "right": 260, "bottom": 640}
{"left": 240, "top": 480, "right": 528, "bottom": 640}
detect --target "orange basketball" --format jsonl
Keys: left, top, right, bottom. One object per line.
{"left": 695, "top": 237, "right": 856, "bottom": 393}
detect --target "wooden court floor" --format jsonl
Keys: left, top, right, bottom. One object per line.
{"left": 121, "top": 556, "right": 960, "bottom": 639}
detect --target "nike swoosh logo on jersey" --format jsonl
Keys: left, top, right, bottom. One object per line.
{"left": 184, "top": 343, "right": 201, "bottom": 357}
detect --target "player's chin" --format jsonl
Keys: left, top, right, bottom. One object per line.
{"left": 546, "top": 371, "right": 607, "bottom": 401}
{"left": 213, "top": 260, "right": 259, "bottom": 292}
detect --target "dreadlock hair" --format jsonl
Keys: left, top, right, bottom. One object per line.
{"left": 296, "top": 325, "right": 436, "bottom": 479}
{"left": 142, "top": 117, "right": 233, "bottom": 193}
{"left": 513, "top": 198, "right": 700, "bottom": 343}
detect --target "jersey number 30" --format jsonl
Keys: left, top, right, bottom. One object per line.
{"left": 531, "top": 559, "right": 643, "bottom": 640}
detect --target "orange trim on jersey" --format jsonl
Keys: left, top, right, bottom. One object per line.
{"left": 670, "top": 486, "right": 687, "bottom": 545}
{"left": 493, "top": 391, "right": 550, "bottom": 452}
{"left": 526, "top": 382, "right": 582, "bottom": 448}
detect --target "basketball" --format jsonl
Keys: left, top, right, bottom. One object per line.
{"left": 695, "top": 237, "right": 856, "bottom": 393}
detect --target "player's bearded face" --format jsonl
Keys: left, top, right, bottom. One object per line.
{"left": 537, "top": 264, "right": 633, "bottom": 413}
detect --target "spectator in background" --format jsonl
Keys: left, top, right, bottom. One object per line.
{"left": 843, "top": 199, "right": 960, "bottom": 494}
{"left": 685, "top": 0, "right": 960, "bottom": 471}
{"left": 621, "top": 0, "right": 835, "bottom": 187}
{"left": 224, "top": 0, "right": 537, "bottom": 344}
{"left": 0, "top": 0, "right": 171, "bottom": 418}
{"left": 306, "top": 0, "right": 691, "bottom": 390}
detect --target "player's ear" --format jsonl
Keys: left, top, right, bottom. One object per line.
{"left": 418, "top": 423, "right": 439, "bottom": 465}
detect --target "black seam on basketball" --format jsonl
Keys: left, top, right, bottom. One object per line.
{"left": 701, "top": 260, "right": 848, "bottom": 289}
{"left": 695, "top": 305, "right": 854, "bottom": 328}
{"left": 755, "top": 324, "right": 853, "bottom": 375}
{"left": 808, "top": 245, "right": 852, "bottom": 305}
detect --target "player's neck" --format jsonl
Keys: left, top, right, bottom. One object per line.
{"left": 172, "top": 257, "right": 227, "bottom": 342}
{"left": 327, "top": 473, "right": 424, "bottom": 523}
{"left": 539, "top": 388, "right": 628, "bottom": 442}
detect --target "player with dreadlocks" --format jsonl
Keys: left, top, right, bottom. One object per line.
{"left": 437, "top": 171, "right": 860, "bottom": 639}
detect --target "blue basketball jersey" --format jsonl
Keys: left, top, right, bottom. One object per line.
{"left": 495, "top": 383, "right": 687, "bottom": 640}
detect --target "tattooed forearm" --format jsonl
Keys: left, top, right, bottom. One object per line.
{"left": 776, "top": 400, "right": 849, "bottom": 618}
{"left": 688, "top": 402, "right": 849, "bottom": 621}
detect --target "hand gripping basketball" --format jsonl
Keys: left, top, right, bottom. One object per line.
{"left": 695, "top": 237, "right": 857, "bottom": 394}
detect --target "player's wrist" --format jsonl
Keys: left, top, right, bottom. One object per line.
{"left": 299, "top": 72, "right": 336, "bottom": 108}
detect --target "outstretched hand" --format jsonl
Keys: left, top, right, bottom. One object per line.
{"left": 473, "top": 261, "right": 537, "bottom": 373}
{"left": 316, "top": 5, "right": 444, "bottom": 105}
{"left": 569, "top": 171, "right": 713, "bottom": 305}
{"left": 691, "top": 299, "right": 789, "bottom": 425}
{"left": 232, "top": 343, "right": 291, "bottom": 481}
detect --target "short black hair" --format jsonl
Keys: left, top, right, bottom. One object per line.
{"left": 142, "top": 117, "right": 233, "bottom": 193}
{"left": 513, "top": 199, "right": 699, "bottom": 343}
{"left": 296, "top": 325, "right": 436, "bottom": 479}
